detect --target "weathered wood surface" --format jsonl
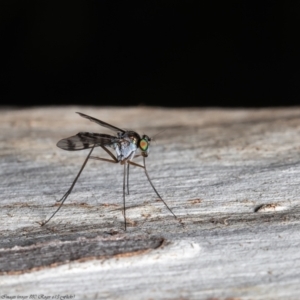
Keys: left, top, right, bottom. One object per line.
{"left": 1, "top": 107, "right": 300, "bottom": 299}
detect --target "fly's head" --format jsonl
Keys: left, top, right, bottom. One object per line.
{"left": 139, "top": 135, "right": 151, "bottom": 157}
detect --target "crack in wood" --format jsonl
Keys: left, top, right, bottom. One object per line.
{"left": 0, "top": 235, "right": 164, "bottom": 274}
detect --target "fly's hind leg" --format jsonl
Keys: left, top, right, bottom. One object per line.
{"left": 41, "top": 146, "right": 95, "bottom": 226}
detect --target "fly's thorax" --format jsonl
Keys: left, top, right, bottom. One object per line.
{"left": 113, "top": 131, "right": 140, "bottom": 161}
{"left": 127, "top": 131, "right": 141, "bottom": 145}
{"left": 139, "top": 134, "right": 151, "bottom": 157}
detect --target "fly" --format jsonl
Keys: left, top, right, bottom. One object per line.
{"left": 41, "top": 112, "right": 177, "bottom": 230}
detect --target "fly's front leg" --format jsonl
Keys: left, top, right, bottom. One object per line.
{"left": 142, "top": 157, "right": 177, "bottom": 219}
{"left": 128, "top": 158, "right": 177, "bottom": 219}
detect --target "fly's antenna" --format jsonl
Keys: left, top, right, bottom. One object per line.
{"left": 151, "top": 129, "right": 167, "bottom": 142}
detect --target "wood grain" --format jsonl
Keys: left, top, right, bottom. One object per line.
{"left": 1, "top": 107, "right": 300, "bottom": 299}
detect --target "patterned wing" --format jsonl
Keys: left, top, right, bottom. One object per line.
{"left": 57, "top": 132, "right": 115, "bottom": 151}
{"left": 76, "top": 112, "right": 125, "bottom": 133}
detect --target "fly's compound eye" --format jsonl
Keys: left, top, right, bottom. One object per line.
{"left": 139, "top": 139, "right": 149, "bottom": 151}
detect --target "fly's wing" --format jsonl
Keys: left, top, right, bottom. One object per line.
{"left": 57, "top": 132, "right": 115, "bottom": 151}
{"left": 76, "top": 112, "right": 125, "bottom": 133}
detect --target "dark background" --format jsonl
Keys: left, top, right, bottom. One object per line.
{"left": 0, "top": 1, "right": 298, "bottom": 107}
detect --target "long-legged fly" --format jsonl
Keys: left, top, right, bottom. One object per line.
{"left": 41, "top": 112, "right": 176, "bottom": 230}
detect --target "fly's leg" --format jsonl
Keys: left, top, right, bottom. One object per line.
{"left": 128, "top": 158, "right": 177, "bottom": 219}
{"left": 126, "top": 151, "right": 138, "bottom": 195}
{"left": 41, "top": 146, "right": 95, "bottom": 226}
{"left": 126, "top": 163, "right": 130, "bottom": 195}
{"left": 123, "top": 162, "right": 127, "bottom": 231}
{"left": 91, "top": 146, "right": 127, "bottom": 231}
